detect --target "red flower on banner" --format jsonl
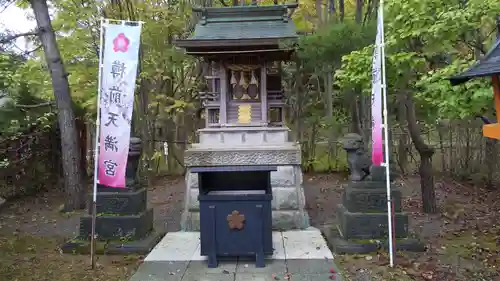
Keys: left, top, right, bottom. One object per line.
{"left": 113, "top": 33, "right": 130, "bottom": 53}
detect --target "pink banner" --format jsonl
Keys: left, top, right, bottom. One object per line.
{"left": 371, "top": 14, "right": 383, "bottom": 166}
{"left": 97, "top": 23, "right": 141, "bottom": 188}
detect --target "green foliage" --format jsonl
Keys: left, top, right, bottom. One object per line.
{"left": 296, "top": 21, "right": 376, "bottom": 70}
{"left": 2, "top": 0, "right": 499, "bottom": 178}
{"left": 416, "top": 59, "right": 493, "bottom": 119}
{"left": 335, "top": 0, "right": 500, "bottom": 120}
{"left": 0, "top": 52, "right": 56, "bottom": 139}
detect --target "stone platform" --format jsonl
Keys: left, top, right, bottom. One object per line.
{"left": 130, "top": 227, "right": 343, "bottom": 281}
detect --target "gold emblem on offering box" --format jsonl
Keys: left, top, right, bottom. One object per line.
{"left": 238, "top": 104, "right": 252, "bottom": 124}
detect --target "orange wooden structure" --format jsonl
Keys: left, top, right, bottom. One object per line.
{"left": 449, "top": 38, "right": 500, "bottom": 139}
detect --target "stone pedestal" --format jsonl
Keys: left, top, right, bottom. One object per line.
{"left": 62, "top": 137, "right": 164, "bottom": 255}
{"left": 181, "top": 127, "right": 310, "bottom": 231}
{"left": 327, "top": 166, "right": 425, "bottom": 254}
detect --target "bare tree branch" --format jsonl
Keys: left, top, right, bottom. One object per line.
{"left": 0, "top": 31, "right": 39, "bottom": 44}
{"left": 0, "top": 0, "right": 14, "bottom": 14}
{"left": 22, "top": 45, "right": 43, "bottom": 57}
{"left": 218, "top": 0, "right": 228, "bottom": 6}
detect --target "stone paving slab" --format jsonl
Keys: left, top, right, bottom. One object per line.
{"left": 286, "top": 259, "right": 335, "bottom": 274}
{"left": 129, "top": 261, "right": 189, "bottom": 281}
{"left": 291, "top": 274, "right": 339, "bottom": 281}
{"left": 282, "top": 229, "right": 333, "bottom": 260}
{"left": 145, "top": 232, "right": 201, "bottom": 262}
{"left": 181, "top": 272, "right": 235, "bottom": 281}
{"left": 129, "top": 228, "right": 342, "bottom": 281}
{"left": 187, "top": 260, "right": 237, "bottom": 275}
{"left": 235, "top": 259, "right": 287, "bottom": 274}
{"left": 234, "top": 273, "right": 277, "bottom": 281}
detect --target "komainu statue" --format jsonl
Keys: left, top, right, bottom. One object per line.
{"left": 342, "top": 133, "right": 371, "bottom": 181}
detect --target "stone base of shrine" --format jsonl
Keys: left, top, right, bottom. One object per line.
{"left": 181, "top": 163, "right": 310, "bottom": 231}
{"left": 321, "top": 224, "right": 426, "bottom": 254}
{"left": 61, "top": 229, "right": 165, "bottom": 255}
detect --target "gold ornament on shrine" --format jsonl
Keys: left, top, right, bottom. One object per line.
{"left": 237, "top": 104, "right": 252, "bottom": 124}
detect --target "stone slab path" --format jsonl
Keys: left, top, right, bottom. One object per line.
{"left": 130, "top": 227, "right": 343, "bottom": 281}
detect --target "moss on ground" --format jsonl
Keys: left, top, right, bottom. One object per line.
{"left": 0, "top": 233, "right": 140, "bottom": 281}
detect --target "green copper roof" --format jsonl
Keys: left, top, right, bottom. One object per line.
{"left": 176, "top": 5, "right": 297, "bottom": 48}
{"left": 192, "top": 6, "right": 297, "bottom": 41}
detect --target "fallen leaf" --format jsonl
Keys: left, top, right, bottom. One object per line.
{"left": 422, "top": 271, "right": 433, "bottom": 280}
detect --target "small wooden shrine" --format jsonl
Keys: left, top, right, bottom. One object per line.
{"left": 175, "top": 4, "right": 298, "bottom": 127}
{"left": 449, "top": 18, "right": 500, "bottom": 139}
{"left": 174, "top": 3, "right": 309, "bottom": 267}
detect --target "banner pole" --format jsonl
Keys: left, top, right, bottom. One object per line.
{"left": 378, "top": 0, "right": 395, "bottom": 267}
{"left": 91, "top": 18, "right": 105, "bottom": 269}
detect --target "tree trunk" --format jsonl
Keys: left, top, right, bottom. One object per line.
{"left": 325, "top": 69, "right": 334, "bottom": 171}
{"left": 397, "top": 98, "right": 409, "bottom": 175}
{"left": 316, "top": 0, "right": 323, "bottom": 28}
{"left": 76, "top": 118, "right": 88, "bottom": 179}
{"left": 329, "top": 0, "right": 335, "bottom": 19}
{"left": 30, "top": 0, "right": 85, "bottom": 210}
{"left": 404, "top": 92, "right": 437, "bottom": 213}
{"left": 349, "top": 93, "right": 362, "bottom": 135}
{"left": 484, "top": 139, "right": 497, "bottom": 190}
{"left": 363, "top": 0, "right": 375, "bottom": 25}
{"left": 437, "top": 121, "right": 446, "bottom": 172}
{"left": 338, "top": 0, "right": 345, "bottom": 22}
{"left": 355, "top": 0, "right": 363, "bottom": 24}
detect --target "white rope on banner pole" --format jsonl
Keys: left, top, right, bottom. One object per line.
{"left": 90, "top": 17, "right": 105, "bottom": 269}
{"left": 378, "top": 0, "right": 395, "bottom": 268}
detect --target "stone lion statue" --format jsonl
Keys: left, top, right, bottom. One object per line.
{"left": 342, "top": 133, "right": 371, "bottom": 181}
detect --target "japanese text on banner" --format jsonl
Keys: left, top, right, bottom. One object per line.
{"left": 98, "top": 24, "right": 142, "bottom": 188}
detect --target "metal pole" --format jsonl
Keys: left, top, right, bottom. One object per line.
{"left": 378, "top": 0, "right": 395, "bottom": 267}
{"left": 91, "top": 18, "right": 106, "bottom": 269}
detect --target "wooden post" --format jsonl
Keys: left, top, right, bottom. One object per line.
{"left": 260, "top": 65, "right": 268, "bottom": 125}
{"left": 220, "top": 63, "right": 228, "bottom": 125}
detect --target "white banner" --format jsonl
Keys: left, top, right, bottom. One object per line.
{"left": 98, "top": 23, "right": 142, "bottom": 188}
{"left": 371, "top": 12, "right": 383, "bottom": 166}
